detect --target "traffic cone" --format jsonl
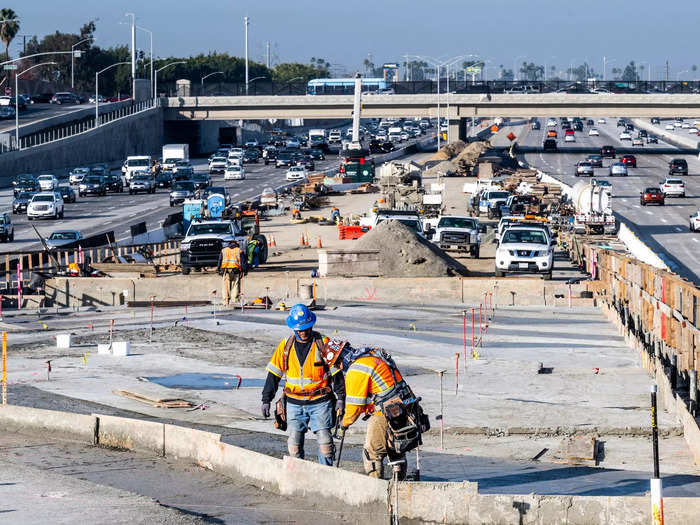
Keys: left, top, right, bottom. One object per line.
{"left": 304, "top": 234, "right": 310, "bottom": 247}
{"left": 317, "top": 237, "right": 323, "bottom": 248}
{"left": 300, "top": 233, "right": 305, "bottom": 247}
{"left": 271, "top": 235, "right": 276, "bottom": 247}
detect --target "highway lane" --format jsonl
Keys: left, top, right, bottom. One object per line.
{"left": 518, "top": 117, "right": 700, "bottom": 283}
{"left": 0, "top": 133, "right": 429, "bottom": 253}
{"left": 0, "top": 102, "right": 92, "bottom": 134}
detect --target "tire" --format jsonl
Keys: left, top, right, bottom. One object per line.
{"left": 495, "top": 269, "right": 505, "bottom": 278}
{"left": 28, "top": 217, "right": 32, "bottom": 221}
{"left": 59, "top": 209, "right": 64, "bottom": 219}
{"left": 254, "top": 234, "right": 268, "bottom": 264}
{"left": 12, "top": 210, "right": 16, "bottom": 215}
{"left": 170, "top": 201, "right": 174, "bottom": 207}
{"left": 640, "top": 201, "right": 645, "bottom": 206}
{"left": 129, "top": 190, "right": 133, "bottom": 195}
{"left": 543, "top": 272, "right": 553, "bottom": 281}
{"left": 53, "top": 211, "right": 58, "bottom": 220}
{"left": 181, "top": 266, "right": 191, "bottom": 275}
{"left": 79, "top": 193, "right": 84, "bottom": 197}
{"left": 9, "top": 232, "right": 13, "bottom": 242}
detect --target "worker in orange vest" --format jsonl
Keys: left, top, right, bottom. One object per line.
{"left": 261, "top": 305, "right": 344, "bottom": 466}
{"left": 217, "top": 240, "right": 243, "bottom": 306}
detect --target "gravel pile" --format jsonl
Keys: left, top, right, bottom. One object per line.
{"left": 356, "top": 219, "right": 468, "bottom": 277}
{"left": 423, "top": 160, "right": 458, "bottom": 177}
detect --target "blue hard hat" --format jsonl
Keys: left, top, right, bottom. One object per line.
{"left": 286, "top": 304, "right": 316, "bottom": 331}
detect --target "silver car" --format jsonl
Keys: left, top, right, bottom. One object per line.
{"left": 608, "top": 162, "right": 628, "bottom": 177}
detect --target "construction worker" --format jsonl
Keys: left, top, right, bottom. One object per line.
{"left": 217, "top": 240, "right": 243, "bottom": 306}
{"left": 337, "top": 345, "right": 428, "bottom": 480}
{"left": 261, "top": 305, "right": 344, "bottom": 466}
{"left": 247, "top": 237, "right": 260, "bottom": 268}
{"left": 329, "top": 207, "right": 341, "bottom": 224}
{"left": 291, "top": 208, "right": 302, "bottom": 220}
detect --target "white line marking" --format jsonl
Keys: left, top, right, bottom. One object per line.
{"left": 675, "top": 227, "right": 683, "bottom": 232}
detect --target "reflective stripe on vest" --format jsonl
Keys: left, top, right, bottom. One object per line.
{"left": 282, "top": 336, "right": 331, "bottom": 400}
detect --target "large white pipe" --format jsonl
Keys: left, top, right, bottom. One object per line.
{"left": 351, "top": 73, "right": 362, "bottom": 144}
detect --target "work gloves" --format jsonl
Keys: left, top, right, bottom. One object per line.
{"left": 335, "top": 399, "right": 345, "bottom": 419}
{"left": 261, "top": 402, "right": 270, "bottom": 418}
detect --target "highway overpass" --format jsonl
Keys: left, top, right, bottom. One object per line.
{"left": 162, "top": 93, "right": 700, "bottom": 141}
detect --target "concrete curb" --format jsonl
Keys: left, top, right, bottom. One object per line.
{"left": 2, "top": 404, "right": 700, "bottom": 523}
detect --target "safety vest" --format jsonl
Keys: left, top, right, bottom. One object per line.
{"left": 343, "top": 354, "right": 402, "bottom": 424}
{"left": 266, "top": 333, "right": 338, "bottom": 401}
{"left": 220, "top": 246, "right": 241, "bottom": 270}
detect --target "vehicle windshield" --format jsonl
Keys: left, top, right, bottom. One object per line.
{"left": 175, "top": 161, "right": 190, "bottom": 166}
{"left": 33, "top": 195, "right": 54, "bottom": 202}
{"left": 212, "top": 157, "right": 226, "bottom": 162}
{"left": 90, "top": 168, "right": 105, "bottom": 175}
{"left": 85, "top": 176, "right": 102, "bottom": 183}
{"left": 502, "top": 229, "right": 548, "bottom": 245}
{"left": 133, "top": 175, "right": 150, "bottom": 181}
{"left": 73, "top": 168, "right": 89, "bottom": 174}
{"left": 17, "top": 192, "right": 33, "bottom": 199}
{"left": 667, "top": 179, "right": 683, "bottom": 184}
{"left": 0, "top": 217, "right": 5, "bottom": 224}
{"left": 38, "top": 176, "right": 54, "bottom": 181}
{"left": 49, "top": 232, "right": 77, "bottom": 240}
{"left": 645, "top": 187, "right": 659, "bottom": 193}
{"left": 208, "top": 187, "right": 226, "bottom": 195}
{"left": 188, "top": 223, "right": 232, "bottom": 235}
{"left": 438, "top": 217, "right": 477, "bottom": 229}
{"left": 488, "top": 192, "right": 510, "bottom": 199}
{"left": 128, "top": 159, "right": 149, "bottom": 167}
{"left": 172, "top": 182, "right": 194, "bottom": 191}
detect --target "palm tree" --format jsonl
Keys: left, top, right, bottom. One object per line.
{"left": 0, "top": 8, "right": 19, "bottom": 60}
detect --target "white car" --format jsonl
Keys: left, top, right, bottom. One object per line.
{"left": 547, "top": 118, "right": 557, "bottom": 127}
{"left": 681, "top": 122, "right": 691, "bottom": 129}
{"left": 69, "top": 167, "right": 90, "bottom": 184}
{"left": 597, "top": 118, "right": 606, "bottom": 124}
{"left": 400, "top": 131, "right": 410, "bottom": 141}
{"left": 609, "top": 162, "right": 628, "bottom": 177}
{"left": 632, "top": 137, "right": 644, "bottom": 146}
{"left": 27, "top": 192, "right": 64, "bottom": 220}
{"left": 665, "top": 124, "right": 676, "bottom": 130}
{"left": 495, "top": 227, "right": 553, "bottom": 280}
{"left": 588, "top": 128, "right": 600, "bottom": 136}
{"left": 564, "top": 134, "right": 575, "bottom": 142}
{"left": 285, "top": 166, "right": 307, "bottom": 181}
{"left": 660, "top": 178, "right": 685, "bottom": 197}
{"left": 689, "top": 127, "right": 699, "bottom": 134}
{"left": 673, "top": 121, "right": 683, "bottom": 128}
{"left": 209, "top": 156, "right": 228, "bottom": 174}
{"left": 37, "top": 174, "right": 58, "bottom": 191}
{"left": 619, "top": 131, "right": 632, "bottom": 141}
{"left": 285, "top": 138, "right": 301, "bottom": 149}
{"left": 244, "top": 140, "right": 259, "bottom": 148}
{"left": 224, "top": 165, "right": 245, "bottom": 180}
{"left": 690, "top": 211, "right": 700, "bottom": 232}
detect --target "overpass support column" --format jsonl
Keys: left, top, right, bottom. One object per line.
{"left": 448, "top": 119, "right": 461, "bottom": 144}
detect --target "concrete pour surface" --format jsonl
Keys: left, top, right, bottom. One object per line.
{"left": 3, "top": 300, "right": 700, "bottom": 499}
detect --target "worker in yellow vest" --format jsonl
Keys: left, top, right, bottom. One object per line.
{"left": 262, "top": 304, "right": 344, "bottom": 466}
{"left": 217, "top": 240, "right": 243, "bottom": 306}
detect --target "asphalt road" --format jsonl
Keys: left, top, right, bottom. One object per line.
{"left": 511, "top": 117, "right": 700, "bottom": 283}
{"left": 0, "top": 133, "right": 429, "bottom": 253}
{"left": 0, "top": 101, "right": 92, "bottom": 134}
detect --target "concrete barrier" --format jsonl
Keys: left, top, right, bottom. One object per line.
{"left": 0, "top": 404, "right": 96, "bottom": 444}
{"left": 632, "top": 118, "right": 700, "bottom": 150}
{"left": 618, "top": 222, "right": 670, "bottom": 271}
{"left": 44, "top": 274, "right": 589, "bottom": 308}
{"left": 94, "top": 413, "right": 164, "bottom": 455}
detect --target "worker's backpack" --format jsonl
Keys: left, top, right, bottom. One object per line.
{"left": 351, "top": 346, "right": 430, "bottom": 455}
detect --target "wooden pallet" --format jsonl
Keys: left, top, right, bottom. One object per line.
{"left": 112, "top": 389, "right": 194, "bottom": 408}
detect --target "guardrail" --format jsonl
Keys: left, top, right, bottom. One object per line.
{"left": 158, "top": 79, "right": 700, "bottom": 97}
{"left": 1, "top": 99, "right": 157, "bottom": 153}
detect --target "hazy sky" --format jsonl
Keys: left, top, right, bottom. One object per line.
{"left": 12, "top": 1, "right": 700, "bottom": 79}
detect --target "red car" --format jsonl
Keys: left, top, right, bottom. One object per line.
{"left": 621, "top": 154, "right": 637, "bottom": 168}
{"left": 640, "top": 187, "right": 664, "bottom": 206}
{"left": 565, "top": 129, "right": 575, "bottom": 136}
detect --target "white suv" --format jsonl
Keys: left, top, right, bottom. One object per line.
{"left": 37, "top": 174, "right": 58, "bottom": 191}
{"left": 286, "top": 166, "right": 307, "bottom": 181}
{"left": 660, "top": 178, "right": 685, "bottom": 197}
{"left": 27, "top": 192, "right": 64, "bottom": 220}
{"left": 495, "top": 227, "right": 553, "bottom": 280}
{"left": 689, "top": 211, "right": 700, "bottom": 232}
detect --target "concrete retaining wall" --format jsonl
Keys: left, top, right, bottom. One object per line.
{"left": 632, "top": 118, "right": 700, "bottom": 150}
{"left": 618, "top": 222, "right": 670, "bottom": 270}
{"left": 0, "top": 107, "right": 163, "bottom": 184}
{"left": 2, "top": 404, "right": 700, "bottom": 523}
{"left": 44, "top": 274, "right": 591, "bottom": 308}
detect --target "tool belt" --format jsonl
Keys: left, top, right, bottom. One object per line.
{"left": 274, "top": 393, "right": 287, "bottom": 431}
{"left": 374, "top": 383, "right": 430, "bottom": 455}
{"left": 283, "top": 385, "right": 332, "bottom": 399}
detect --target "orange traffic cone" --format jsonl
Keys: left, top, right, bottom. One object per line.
{"left": 271, "top": 235, "right": 276, "bottom": 247}
{"left": 300, "top": 233, "right": 305, "bottom": 247}
{"left": 304, "top": 234, "right": 310, "bottom": 247}
{"left": 317, "top": 237, "right": 323, "bottom": 248}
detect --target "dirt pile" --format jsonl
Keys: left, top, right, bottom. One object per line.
{"left": 423, "top": 160, "right": 458, "bottom": 177}
{"left": 429, "top": 140, "right": 466, "bottom": 161}
{"left": 356, "top": 220, "right": 468, "bottom": 277}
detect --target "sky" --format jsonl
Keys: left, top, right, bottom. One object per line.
{"left": 11, "top": 0, "right": 700, "bottom": 79}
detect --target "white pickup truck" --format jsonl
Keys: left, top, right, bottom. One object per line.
{"left": 423, "top": 215, "right": 481, "bottom": 258}
{"left": 462, "top": 178, "right": 503, "bottom": 195}
{"left": 360, "top": 209, "right": 425, "bottom": 237}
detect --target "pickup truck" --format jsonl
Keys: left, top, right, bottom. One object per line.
{"left": 479, "top": 190, "right": 511, "bottom": 218}
{"left": 361, "top": 209, "right": 425, "bottom": 237}
{"left": 180, "top": 220, "right": 248, "bottom": 275}
{"left": 462, "top": 178, "right": 503, "bottom": 195}
{"left": 423, "top": 215, "right": 481, "bottom": 258}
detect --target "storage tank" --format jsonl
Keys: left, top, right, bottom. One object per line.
{"left": 572, "top": 181, "right": 611, "bottom": 215}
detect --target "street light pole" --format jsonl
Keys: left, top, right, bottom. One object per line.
{"left": 136, "top": 26, "right": 153, "bottom": 99}
{"left": 201, "top": 71, "right": 224, "bottom": 86}
{"left": 244, "top": 16, "right": 250, "bottom": 95}
{"left": 16, "top": 62, "right": 56, "bottom": 150}
{"left": 154, "top": 61, "right": 186, "bottom": 103}
{"left": 95, "top": 61, "right": 131, "bottom": 127}
{"left": 125, "top": 13, "right": 136, "bottom": 101}
{"left": 71, "top": 37, "right": 94, "bottom": 90}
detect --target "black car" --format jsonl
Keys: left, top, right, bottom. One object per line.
{"left": 31, "top": 93, "right": 53, "bottom": 104}
{"left": 51, "top": 92, "right": 80, "bottom": 104}
{"left": 58, "top": 185, "right": 76, "bottom": 203}
{"left": 586, "top": 119, "right": 595, "bottom": 126}
{"left": 647, "top": 134, "right": 659, "bottom": 144}
{"left": 79, "top": 175, "right": 107, "bottom": 196}
{"left": 369, "top": 140, "right": 395, "bottom": 154}
{"left": 561, "top": 121, "right": 571, "bottom": 130}
{"left": 669, "top": 158, "right": 688, "bottom": 175}
{"left": 12, "top": 191, "right": 35, "bottom": 214}
{"left": 104, "top": 173, "right": 124, "bottom": 193}
{"left": 242, "top": 149, "right": 259, "bottom": 164}
{"left": 543, "top": 139, "right": 557, "bottom": 152}
{"left": 191, "top": 173, "right": 211, "bottom": 190}
{"left": 531, "top": 120, "right": 541, "bottom": 130}
{"left": 617, "top": 119, "right": 626, "bottom": 127}
{"left": 626, "top": 123, "right": 634, "bottom": 131}
{"left": 275, "top": 151, "right": 294, "bottom": 168}
{"left": 306, "top": 148, "right": 325, "bottom": 160}
{"left": 12, "top": 175, "right": 38, "bottom": 197}
{"left": 651, "top": 117, "right": 660, "bottom": 124}
{"left": 573, "top": 121, "right": 583, "bottom": 131}
{"left": 639, "top": 129, "right": 648, "bottom": 138}
{"left": 155, "top": 171, "right": 174, "bottom": 188}
{"left": 601, "top": 145, "right": 616, "bottom": 158}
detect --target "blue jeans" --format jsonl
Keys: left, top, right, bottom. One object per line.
{"left": 287, "top": 399, "right": 335, "bottom": 466}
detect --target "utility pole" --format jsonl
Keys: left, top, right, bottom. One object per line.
{"left": 666, "top": 61, "right": 670, "bottom": 82}
{"left": 603, "top": 56, "right": 606, "bottom": 81}
{"left": 244, "top": 16, "right": 249, "bottom": 95}
{"left": 265, "top": 41, "right": 270, "bottom": 69}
